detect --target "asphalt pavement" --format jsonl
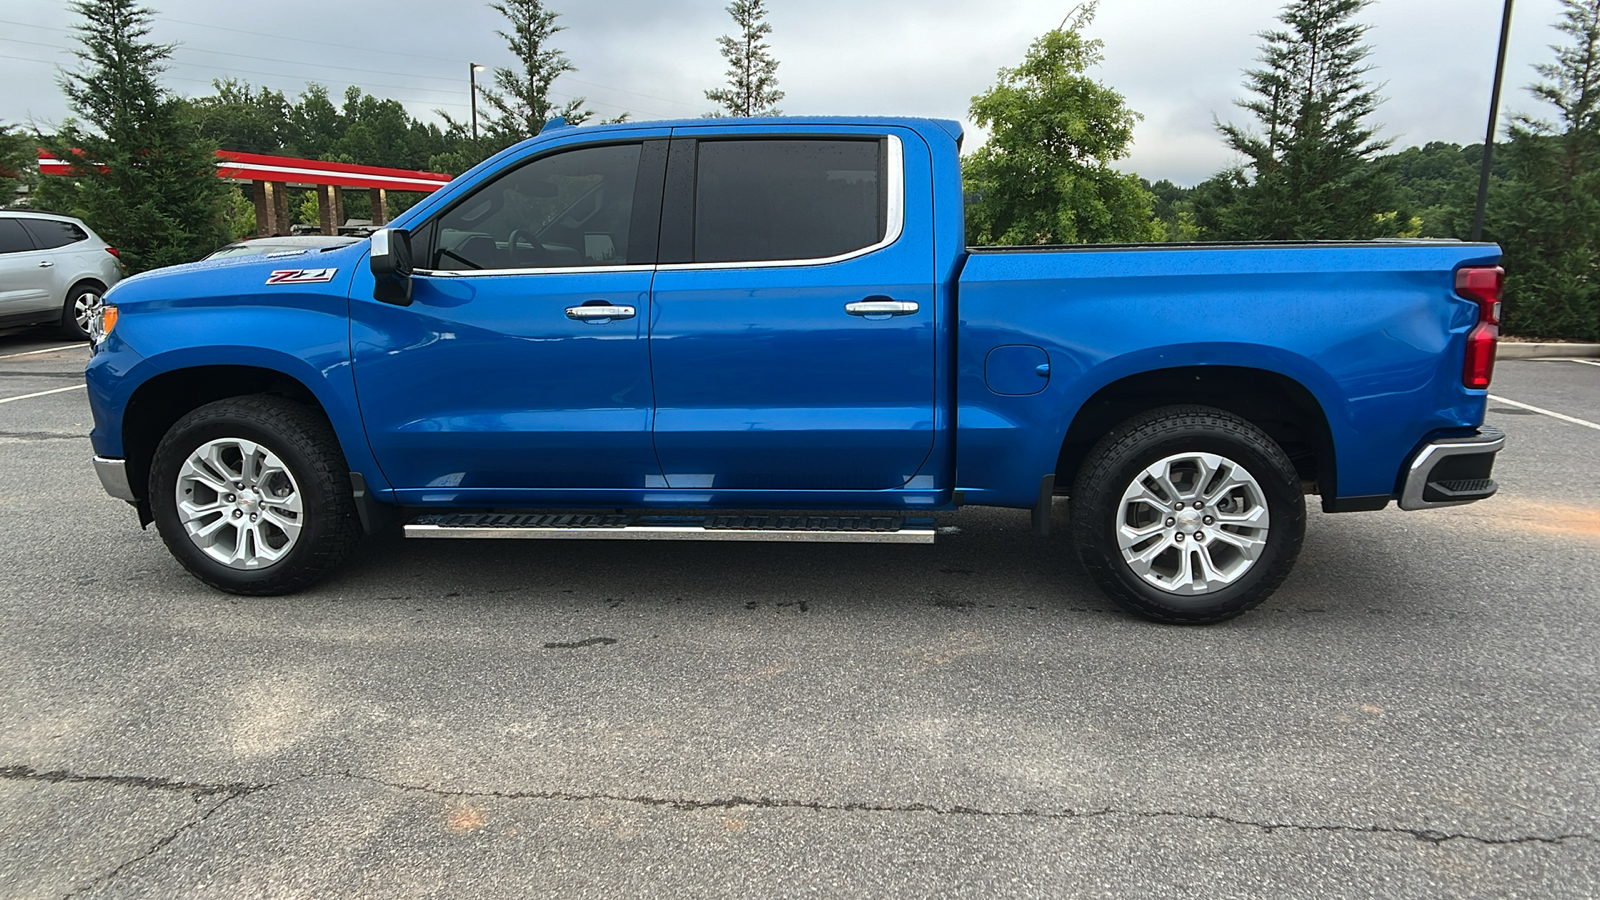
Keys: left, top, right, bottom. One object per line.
{"left": 0, "top": 326, "right": 1596, "bottom": 899}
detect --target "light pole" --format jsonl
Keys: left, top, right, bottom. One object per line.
{"left": 1472, "top": 0, "right": 1515, "bottom": 242}
{"left": 470, "top": 63, "right": 486, "bottom": 144}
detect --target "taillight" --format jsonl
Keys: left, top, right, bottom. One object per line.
{"left": 1457, "top": 266, "right": 1503, "bottom": 389}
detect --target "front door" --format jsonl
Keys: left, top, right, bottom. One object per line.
{"left": 0, "top": 219, "right": 52, "bottom": 319}
{"left": 648, "top": 131, "right": 937, "bottom": 492}
{"left": 351, "top": 137, "right": 667, "bottom": 498}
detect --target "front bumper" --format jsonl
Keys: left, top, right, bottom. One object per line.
{"left": 1399, "top": 426, "right": 1505, "bottom": 511}
{"left": 93, "top": 456, "right": 137, "bottom": 502}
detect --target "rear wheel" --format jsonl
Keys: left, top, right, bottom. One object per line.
{"left": 1070, "top": 406, "right": 1305, "bottom": 624}
{"left": 149, "top": 395, "right": 359, "bottom": 595}
{"left": 60, "top": 282, "right": 103, "bottom": 340}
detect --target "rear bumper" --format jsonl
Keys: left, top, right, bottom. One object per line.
{"left": 93, "top": 456, "right": 137, "bottom": 502}
{"left": 1399, "top": 427, "right": 1505, "bottom": 511}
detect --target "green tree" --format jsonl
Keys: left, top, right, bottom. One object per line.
{"left": 478, "top": 0, "right": 590, "bottom": 149}
{"left": 963, "top": 5, "right": 1160, "bottom": 245}
{"left": 1490, "top": 0, "right": 1600, "bottom": 339}
{"left": 35, "top": 0, "right": 230, "bottom": 269}
{"left": 186, "top": 79, "right": 292, "bottom": 154}
{"left": 1213, "top": 0, "right": 1399, "bottom": 239}
{"left": 705, "top": 0, "right": 783, "bottom": 117}
{"left": 0, "top": 123, "right": 36, "bottom": 205}
{"left": 1382, "top": 141, "right": 1483, "bottom": 238}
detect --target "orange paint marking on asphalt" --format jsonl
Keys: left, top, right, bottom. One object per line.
{"left": 1456, "top": 497, "right": 1600, "bottom": 541}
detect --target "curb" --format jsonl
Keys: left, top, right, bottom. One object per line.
{"left": 1497, "top": 342, "right": 1600, "bottom": 360}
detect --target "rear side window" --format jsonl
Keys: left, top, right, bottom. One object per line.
{"left": 20, "top": 218, "right": 89, "bottom": 250}
{"left": 0, "top": 219, "right": 34, "bottom": 254}
{"left": 694, "top": 139, "right": 884, "bottom": 263}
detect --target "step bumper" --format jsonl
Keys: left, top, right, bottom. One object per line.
{"left": 1398, "top": 427, "right": 1505, "bottom": 511}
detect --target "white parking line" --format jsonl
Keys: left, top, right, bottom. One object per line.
{"left": 0, "top": 384, "right": 86, "bottom": 405}
{"left": 0, "top": 344, "right": 84, "bottom": 361}
{"left": 1488, "top": 394, "right": 1600, "bottom": 431}
{"left": 1561, "top": 358, "right": 1600, "bottom": 368}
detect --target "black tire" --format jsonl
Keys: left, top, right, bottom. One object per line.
{"left": 149, "top": 395, "right": 360, "bottom": 595}
{"left": 1070, "top": 405, "right": 1305, "bottom": 624}
{"left": 59, "top": 281, "right": 104, "bottom": 341}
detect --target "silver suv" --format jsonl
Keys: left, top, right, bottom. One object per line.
{"left": 0, "top": 210, "right": 124, "bottom": 339}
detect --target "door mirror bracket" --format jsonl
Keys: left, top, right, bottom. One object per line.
{"left": 370, "top": 228, "right": 414, "bottom": 306}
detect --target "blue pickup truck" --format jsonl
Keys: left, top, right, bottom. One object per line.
{"left": 84, "top": 116, "right": 1506, "bottom": 623}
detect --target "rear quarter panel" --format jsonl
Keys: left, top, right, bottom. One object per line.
{"left": 956, "top": 243, "right": 1502, "bottom": 507}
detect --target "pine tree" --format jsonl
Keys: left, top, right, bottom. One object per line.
{"left": 478, "top": 0, "right": 590, "bottom": 149}
{"left": 962, "top": 4, "right": 1160, "bottom": 245}
{"left": 36, "top": 0, "right": 229, "bottom": 269}
{"left": 1213, "top": 0, "right": 1399, "bottom": 240}
{"left": 705, "top": 0, "right": 784, "bottom": 117}
{"left": 1490, "top": 0, "right": 1600, "bottom": 339}
{"left": 0, "top": 124, "right": 34, "bottom": 205}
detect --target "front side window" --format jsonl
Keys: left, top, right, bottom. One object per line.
{"left": 20, "top": 218, "right": 89, "bottom": 250}
{"left": 694, "top": 139, "right": 884, "bottom": 264}
{"left": 429, "top": 143, "right": 642, "bottom": 271}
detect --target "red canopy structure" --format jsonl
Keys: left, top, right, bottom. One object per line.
{"left": 39, "top": 149, "right": 453, "bottom": 237}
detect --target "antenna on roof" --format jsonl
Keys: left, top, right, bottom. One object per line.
{"left": 542, "top": 116, "right": 568, "bottom": 133}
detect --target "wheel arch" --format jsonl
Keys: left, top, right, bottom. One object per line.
{"left": 66, "top": 276, "right": 109, "bottom": 296}
{"left": 122, "top": 364, "right": 330, "bottom": 506}
{"left": 1054, "top": 364, "right": 1338, "bottom": 503}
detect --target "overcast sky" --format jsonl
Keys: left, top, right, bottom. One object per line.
{"left": 0, "top": 0, "right": 1573, "bottom": 185}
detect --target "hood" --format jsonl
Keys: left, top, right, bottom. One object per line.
{"left": 105, "top": 240, "right": 370, "bottom": 305}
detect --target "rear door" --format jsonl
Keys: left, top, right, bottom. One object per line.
{"left": 647, "top": 128, "right": 937, "bottom": 492}
{"left": 351, "top": 135, "right": 668, "bottom": 497}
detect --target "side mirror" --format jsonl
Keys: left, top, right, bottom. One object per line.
{"left": 370, "top": 228, "right": 414, "bottom": 306}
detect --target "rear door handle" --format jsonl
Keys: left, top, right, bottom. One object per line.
{"left": 566, "top": 304, "right": 636, "bottom": 321}
{"left": 38, "top": 260, "right": 54, "bottom": 268}
{"left": 845, "top": 299, "right": 919, "bottom": 317}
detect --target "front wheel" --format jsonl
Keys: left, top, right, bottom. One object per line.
{"left": 149, "top": 395, "right": 360, "bottom": 595}
{"left": 1070, "top": 406, "right": 1305, "bottom": 624}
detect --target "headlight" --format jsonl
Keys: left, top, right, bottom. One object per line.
{"left": 90, "top": 305, "right": 118, "bottom": 346}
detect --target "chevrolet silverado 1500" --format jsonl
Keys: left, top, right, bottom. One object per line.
{"left": 85, "top": 117, "right": 1506, "bottom": 623}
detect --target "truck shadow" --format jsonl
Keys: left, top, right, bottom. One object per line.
{"left": 324, "top": 505, "right": 1118, "bottom": 617}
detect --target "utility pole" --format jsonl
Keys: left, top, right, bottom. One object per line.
{"left": 470, "top": 63, "right": 486, "bottom": 144}
{"left": 1472, "top": 0, "right": 1515, "bottom": 242}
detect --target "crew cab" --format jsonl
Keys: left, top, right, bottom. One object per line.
{"left": 84, "top": 117, "right": 1506, "bottom": 623}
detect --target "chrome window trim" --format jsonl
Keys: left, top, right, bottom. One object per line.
{"left": 410, "top": 134, "right": 904, "bottom": 278}
{"left": 657, "top": 133, "right": 904, "bottom": 272}
{"left": 414, "top": 263, "right": 656, "bottom": 278}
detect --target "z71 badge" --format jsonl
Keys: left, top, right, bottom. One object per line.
{"left": 265, "top": 268, "right": 339, "bottom": 285}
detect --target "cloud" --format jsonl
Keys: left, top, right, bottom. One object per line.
{"left": 0, "top": 0, "right": 1570, "bottom": 185}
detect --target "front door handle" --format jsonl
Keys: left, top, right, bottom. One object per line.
{"left": 566, "top": 304, "right": 636, "bottom": 321}
{"left": 845, "top": 298, "right": 919, "bottom": 318}
{"left": 38, "top": 260, "right": 54, "bottom": 268}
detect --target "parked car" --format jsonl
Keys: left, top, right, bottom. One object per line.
{"left": 84, "top": 116, "right": 1506, "bottom": 623}
{"left": 0, "top": 210, "right": 123, "bottom": 339}
{"left": 203, "top": 235, "right": 361, "bottom": 260}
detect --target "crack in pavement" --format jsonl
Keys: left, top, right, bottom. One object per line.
{"left": 61, "top": 792, "right": 245, "bottom": 899}
{"left": 339, "top": 774, "right": 1596, "bottom": 848}
{"left": 0, "top": 765, "right": 260, "bottom": 796}
{"left": 3, "top": 761, "right": 1594, "bottom": 895}
{"left": 0, "top": 431, "right": 88, "bottom": 442}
